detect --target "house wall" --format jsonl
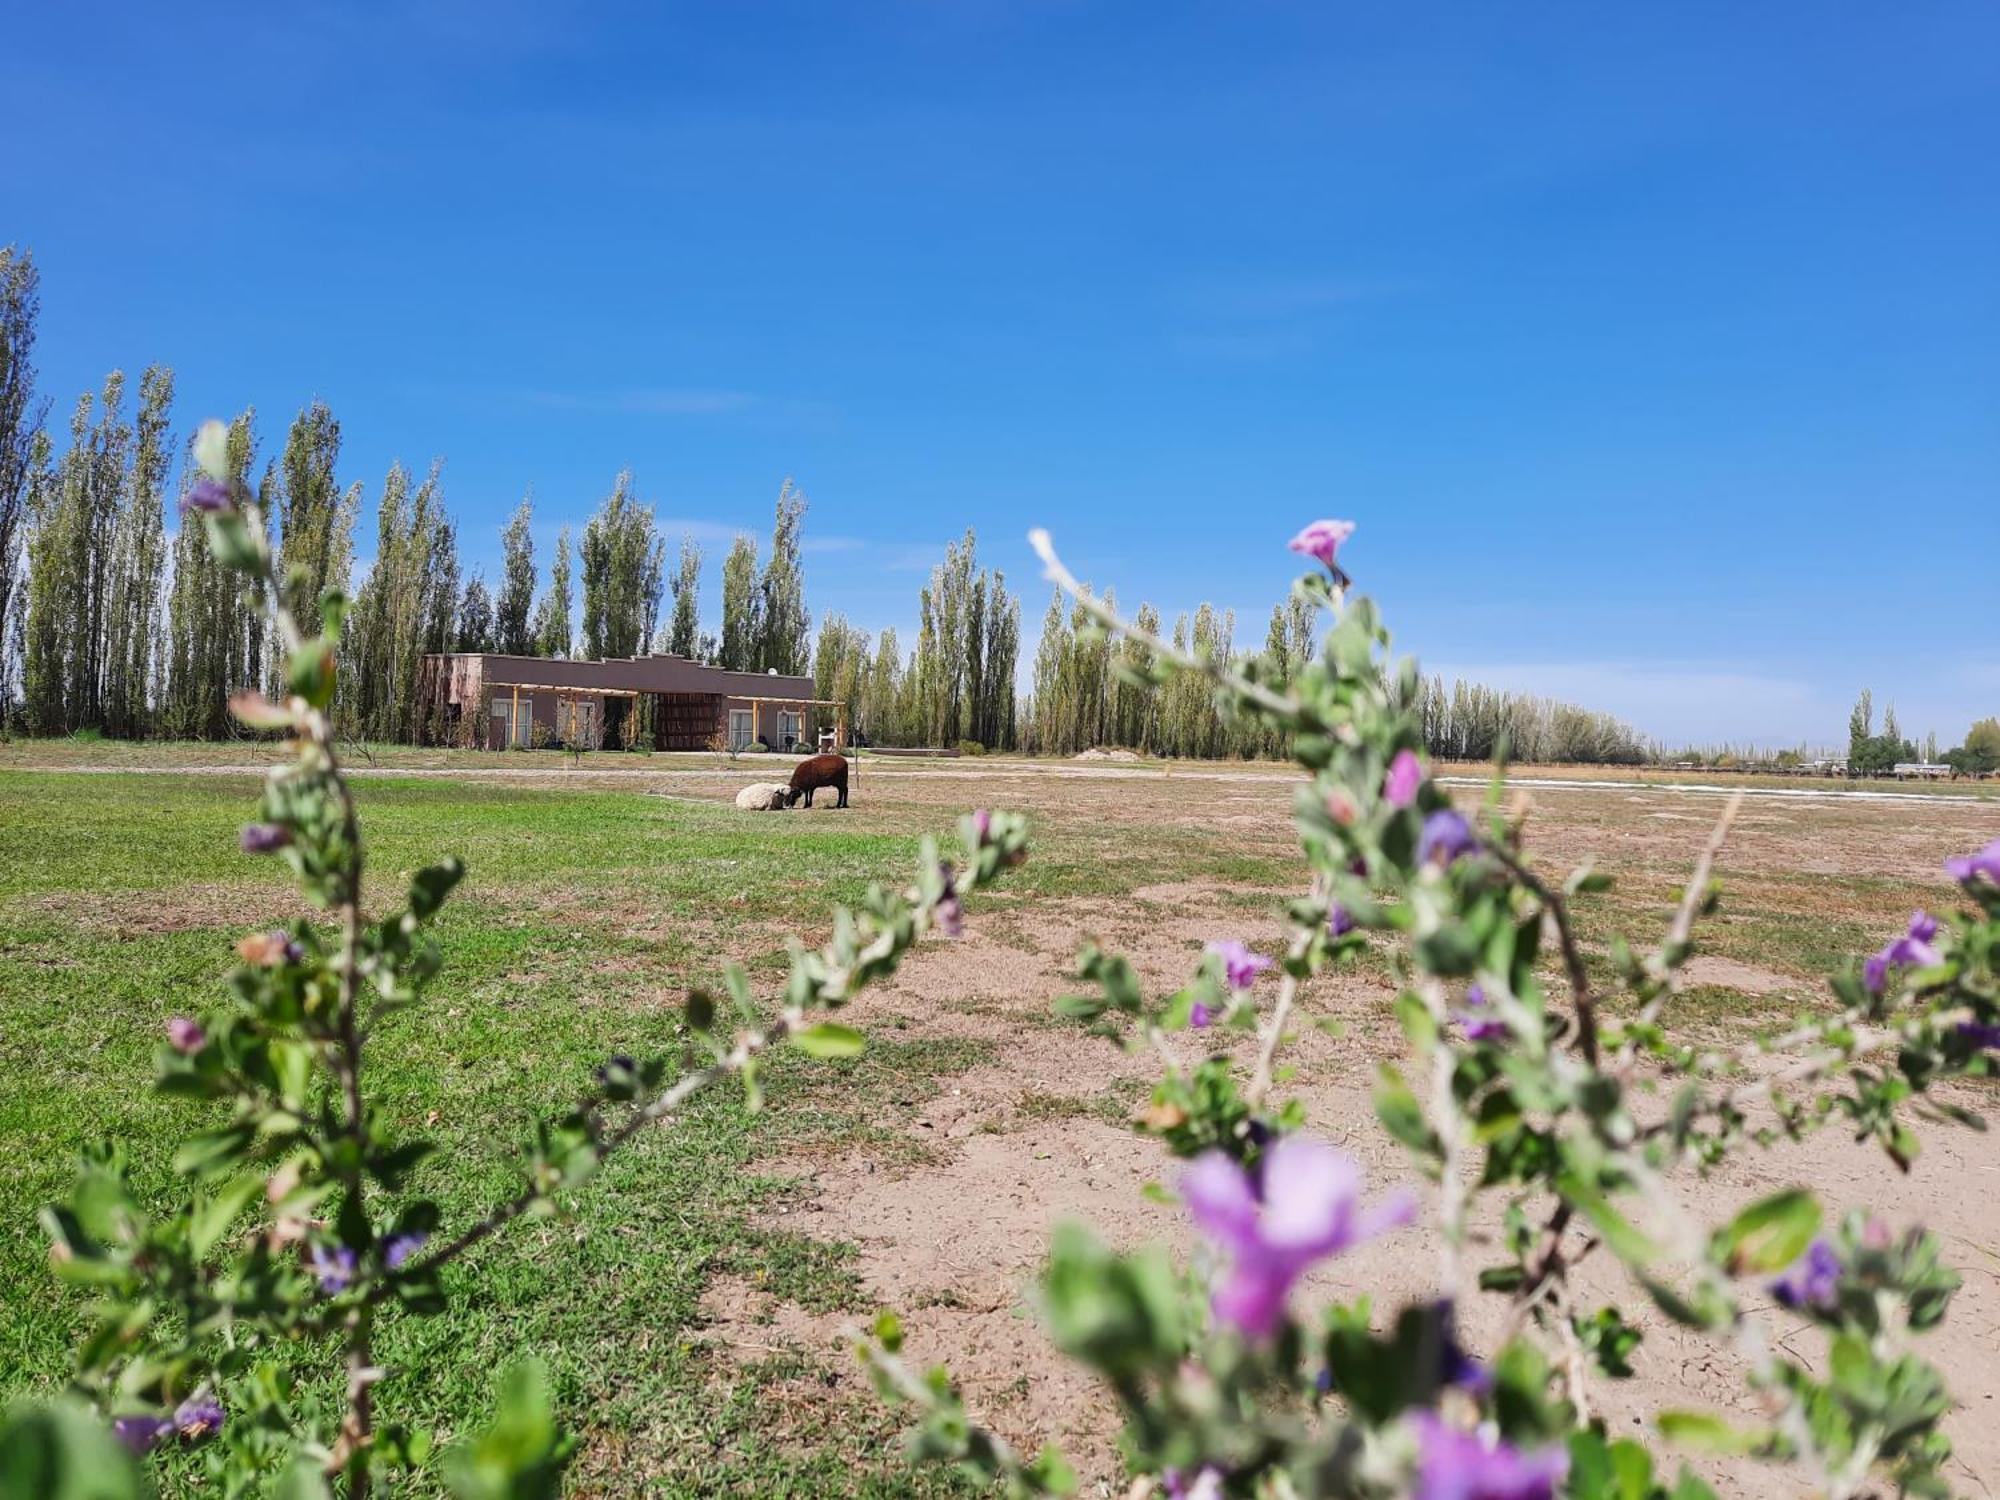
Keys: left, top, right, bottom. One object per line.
{"left": 481, "top": 686, "right": 610, "bottom": 750}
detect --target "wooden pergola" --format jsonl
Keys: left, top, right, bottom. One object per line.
{"left": 724, "top": 694, "right": 849, "bottom": 750}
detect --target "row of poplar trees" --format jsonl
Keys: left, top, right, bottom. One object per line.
{"left": 0, "top": 246, "right": 817, "bottom": 744}
{"left": 1018, "top": 586, "right": 1648, "bottom": 764}
{"left": 811, "top": 529, "right": 1023, "bottom": 751}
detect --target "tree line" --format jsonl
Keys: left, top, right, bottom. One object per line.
{"left": 0, "top": 246, "right": 845, "bottom": 746}
{"left": 0, "top": 242, "right": 1708, "bottom": 765}
{"left": 1847, "top": 688, "right": 1997, "bottom": 777}
{"left": 0, "top": 246, "right": 1026, "bottom": 752}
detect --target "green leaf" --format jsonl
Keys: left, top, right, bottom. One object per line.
{"left": 203, "top": 510, "right": 263, "bottom": 573}
{"left": 792, "top": 1023, "right": 865, "bottom": 1060}
{"left": 1374, "top": 1065, "right": 1440, "bottom": 1159}
{"left": 189, "top": 1175, "right": 262, "bottom": 1260}
{"left": 1714, "top": 1188, "right": 1820, "bottom": 1276}
{"left": 1656, "top": 1410, "right": 1761, "bottom": 1455}
{"left": 443, "top": 1361, "right": 575, "bottom": 1500}
{"left": 873, "top": 1310, "right": 903, "bottom": 1353}
{"left": 0, "top": 1403, "right": 145, "bottom": 1499}
{"left": 1556, "top": 1172, "right": 1660, "bottom": 1266}
{"left": 288, "top": 638, "right": 337, "bottom": 708}
{"left": 408, "top": 859, "right": 465, "bottom": 920}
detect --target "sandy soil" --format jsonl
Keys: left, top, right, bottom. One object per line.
{"left": 687, "top": 772, "right": 2000, "bottom": 1497}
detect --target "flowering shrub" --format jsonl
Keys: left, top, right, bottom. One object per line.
{"left": 861, "top": 524, "right": 2000, "bottom": 1500}
{"left": 3, "top": 421, "right": 1029, "bottom": 1496}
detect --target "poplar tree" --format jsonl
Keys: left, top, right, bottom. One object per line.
{"left": 163, "top": 412, "right": 260, "bottom": 739}
{"left": 579, "top": 471, "right": 664, "bottom": 661}
{"left": 534, "top": 525, "right": 573, "bottom": 659}
{"left": 456, "top": 575, "right": 495, "bottom": 653}
{"left": 0, "top": 247, "right": 44, "bottom": 725}
{"left": 718, "top": 533, "right": 759, "bottom": 671}
{"left": 21, "top": 374, "right": 131, "bottom": 733}
{"left": 495, "top": 494, "right": 536, "bottom": 655}
{"left": 268, "top": 402, "right": 355, "bottom": 631}
{"left": 755, "top": 478, "right": 809, "bottom": 673}
{"left": 102, "top": 366, "right": 174, "bottom": 738}
{"left": 812, "top": 613, "right": 870, "bottom": 738}
{"left": 865, "top": 627, "right": 903, "bottom": 744}
{"left": 342, "top": 461, "right": 457, "bottom": 740}
{"left": 665, "top": 534, "right": 701, "bottom": 656}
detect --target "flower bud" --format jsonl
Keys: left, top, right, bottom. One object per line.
{"left": 193, "top": 419, "right": 231, "bottom": 481}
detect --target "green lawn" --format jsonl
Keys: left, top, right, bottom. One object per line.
{"left": 1, "top": 759, "right": 1979, "bottom": 1494}
{"left": 0, "top": 770, "right": 1014, "bottom": 1497}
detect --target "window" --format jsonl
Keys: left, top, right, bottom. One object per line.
{"left": 492, "top": 695, "right": 532, "bottom": 748}
{"left": 778, "top": 710, "right": 802, "bottom": 750}
{"left": 728, "top": 708, "right": 753, "bottom": 750}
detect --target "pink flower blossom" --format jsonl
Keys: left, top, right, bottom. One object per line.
{"left": 1863, "top": 911, "right": 1944, "bottom": 992}
{"left": 1183, "top": 1135, "right": 1412, "bottom": 1337}
{"left": 1287, "top": 519, "right": 1356, "bottom": 569}
{"left": 167, "top": 1016, "right": 205, "bottom": 1053}
{"left": 1206, "top": 939, "right": 1274, "bottom": 992}
{"left": 1409, "top": 1412, "right": 1567, "bottom": 1500}
{"left": 1945, "top": 839, "right": 2000, "bottom": 886}
{"left": 1385, "top": 749, "right": 1425, "bottom": 808}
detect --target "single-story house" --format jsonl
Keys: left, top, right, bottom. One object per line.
{"left": 417, "top": 651, "right": 837, "bottom": 752}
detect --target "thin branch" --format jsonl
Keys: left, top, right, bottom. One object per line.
{"left": 1030, "top": 528, "right": 1307, "bottom": 720}
{"left": 1246, "top": 876, "right": 1329, "bottom": 1110}
{"left": 1483, "top": 839, "right": 1598, "bottom": 1064}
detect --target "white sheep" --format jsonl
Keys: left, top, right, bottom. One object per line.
{"left": 734, "top": 782, "right": 791, "bottom": 811}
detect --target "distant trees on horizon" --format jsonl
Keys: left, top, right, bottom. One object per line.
{"left": 6, "top": 244, "right": 1985, "bottom": 768}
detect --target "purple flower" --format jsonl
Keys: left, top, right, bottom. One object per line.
{"left": 1435, "top": 1302, "right": 1492, "bottom": 1394}
{"left": 1385, "top": 749, "right": 1425, "bottom": 809}
{"left": 1864, "top": 911, "right": 1945, "bottom": 991}
{"left": 1182, "top": 1135, "right": 1413, "bottom": 1338}
{"left": 971, "top": 808, "right": 992, "bottom": 844}
{"left": 1409, "top": 1412, "right": 1567, "bottom": 1500}
{"left": 935, "top": 865, "right": 964, "bottom": 938}
{"left": 1207, "top": 939, "right": 1274, "bottom": 992}
{"left": 1287, "top": 518, "right": 1356, "bottom": 569}
{"left": 383, "top": 1231, "right": 428, "bottom": 1270}
{"left": 113, "top": 1415, "right": 174, "bottom": 1453}
{"left": 239, "top": 822, "right": 291, "bottom": 854}
{"left": 1771, "top": 1238, "right": 1841, "bottom": 1311}
{"left": 1956, "top": 1021, "right": 2000, "bottom": 1049}
{"left": 167, "top": 1016, "right": 205, "bottom": 1053}
{"left": 1329, "top": 903, "right": 1356, "bottom": 938}
{"left": 1418, "top": 810, "right": 1478, "bottom": 867}
{"left": 179, "top": 478, "right": 234, "bottom": 517}
{"left": 1162, "top": 1468, "right": 1224, "bottom": 1500}
{"left": 172, "top": 1393, "right": 225, "bottom": 1442}
{"left": 310, "top": 1242, "right": 357, "bottom": 1294}
{"left": 1189, "top": 1000, "right": 1213, "bottom": 1029}
{"left": 1945, "top": 838, "right": 2000, "bottom": 886}
{"left": 594, "top": 1053, "right": 637, "bottom": 1085}
{"left": 1456, "top": 986, "right": 1508, "bottom": 1043}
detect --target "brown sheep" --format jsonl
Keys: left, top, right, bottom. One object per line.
{"left": 785, "top": 753, "right": 849, "bottom": 808}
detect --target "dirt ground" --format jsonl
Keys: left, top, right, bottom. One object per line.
{"left": 686, "top": 766, "right": 2000, "bottom": 1497}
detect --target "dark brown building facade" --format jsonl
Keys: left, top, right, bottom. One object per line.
{"left": 418, "top": 652, "right": 834, "bottom": 752}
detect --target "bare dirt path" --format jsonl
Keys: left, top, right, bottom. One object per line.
{"left": 691, "top": 787, "right": 2000, "bottom": 1497}
{"left": 16, "top": 757, "right": 1996, "bottom": 809}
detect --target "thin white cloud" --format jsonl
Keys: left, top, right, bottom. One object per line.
{"left": 801, "top": 535, "right": 866, "bottom": 555}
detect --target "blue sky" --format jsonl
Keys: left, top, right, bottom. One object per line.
{"left": 8, "top": 2, "right": 1997, "bottom": 749}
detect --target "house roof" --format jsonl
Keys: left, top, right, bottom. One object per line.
{"left": 427, "top": 652, "right": 816, "bottom": 698}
